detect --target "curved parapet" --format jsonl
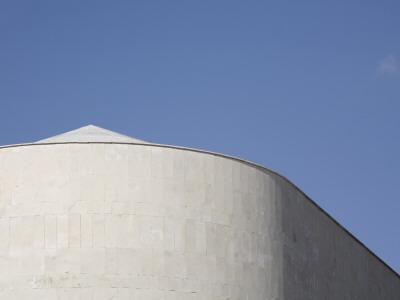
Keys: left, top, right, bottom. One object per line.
{"left": 0, "top": 126, "right": 398, "bottom": 299}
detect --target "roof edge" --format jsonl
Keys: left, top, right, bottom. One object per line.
{"left": 36, "top": 125, "right": 148, "bottom": 144}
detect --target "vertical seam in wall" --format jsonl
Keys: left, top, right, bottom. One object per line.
{"left": 55, "top": 215, "right": 58, "bottom": 249}
{"left": 79, "top": 214, "right": 81, "bottom": 248}
{"left": 44, "top": 216, "right": 47, "bottom": 249}
{"left": 41, "top": 216, "right": 44, "bottom": 249}
{"left": 54, "top": 214, "right": 57, "bottom": 248}
{"left": 8, "top": 217, "right": 10, "bottom": 249}
{"left": 151, "top": 148, "right": 154, "bottom": 252}
{"left": 90, "top": 214, "right": 93, "bottom": 249}
{"left": 103, "top": 145, "right": 106, "bottom": 250}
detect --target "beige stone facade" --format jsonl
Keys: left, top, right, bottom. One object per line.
{"left": 0, "top": 126, "right": 399, "bottom": 299}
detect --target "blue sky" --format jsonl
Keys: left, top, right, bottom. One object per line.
{"left": 1, "top": 1, "right": 399, "bottom": 273}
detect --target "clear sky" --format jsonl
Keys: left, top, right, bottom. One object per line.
{"left": 1, "top": 1, "right": 399, "bottom": 274}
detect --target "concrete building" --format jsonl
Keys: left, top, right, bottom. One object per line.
{"left": 0, "top": 125, "right": 398, "bottom": 299}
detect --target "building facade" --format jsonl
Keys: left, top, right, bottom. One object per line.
{"left": 0, "top": 125, "right": 399, "bottom": 299}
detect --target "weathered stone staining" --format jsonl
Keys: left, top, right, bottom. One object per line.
{"left": 0, "top": 125, "right": 398, "bottom": 299}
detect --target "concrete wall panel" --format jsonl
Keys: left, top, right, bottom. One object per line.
{"left": 0, "top": 143, "right": 398, "bottom": 299}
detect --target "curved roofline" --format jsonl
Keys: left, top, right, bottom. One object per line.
{"left": 1, "top": 140, "right": 399, "bottom": 278}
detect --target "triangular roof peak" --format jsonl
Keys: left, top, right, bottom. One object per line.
{"left": 36, "top": 125, "right": 148, "bottom": 144}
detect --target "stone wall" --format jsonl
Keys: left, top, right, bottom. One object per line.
{"left": 0, "top": 143, "right": 398, "bottom": 299}
{"left": 275, "top": 174, "right": 400, "bottom": 299}
{"left": 0, "top": 144, "right": 282, "bottom": 299}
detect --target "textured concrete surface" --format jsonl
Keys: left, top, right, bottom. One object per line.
{"left": 0, "top": 127, "right": 398, "bottom": 299}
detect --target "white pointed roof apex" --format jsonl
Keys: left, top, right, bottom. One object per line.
{"left": 36, "top": 125, "right": 148, "bottom": 144}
